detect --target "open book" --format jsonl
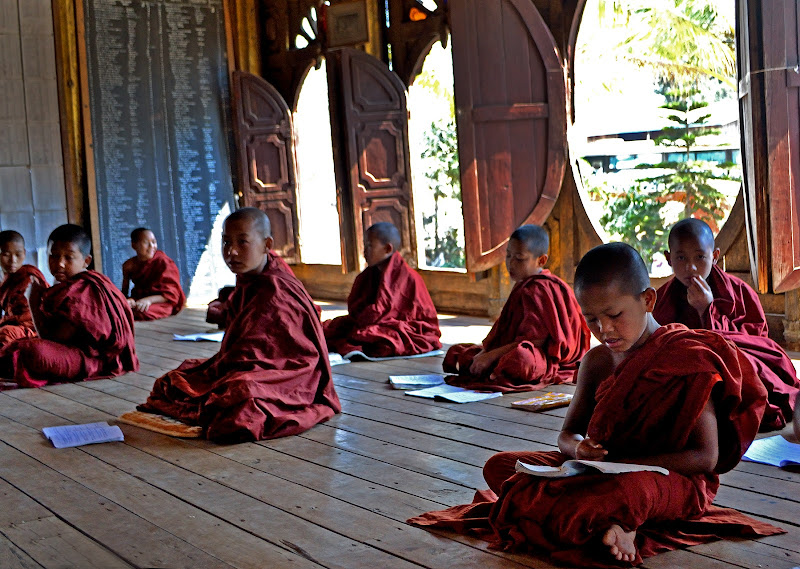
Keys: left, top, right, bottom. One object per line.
{"left": 742, "top": 435, "right": 800, "bottom": 468}
{"left": 42, "top": 422, "right": 124, "bottom": 448}
{"left": 405, "top": 384, "right": 503, "bottom": 403}
{"left": 515, "top": 459, "right": 669, "bottom": 478}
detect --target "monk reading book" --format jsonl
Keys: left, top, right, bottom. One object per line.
{"left": 121, "top": 227, "right": 185, "bottom": 320}
{"left": 444, "top": 224, "right": 590, "bottom": 392}
{"left": 135, "top": 207, "right": 341, "bottom": 442}
{"left": 323, "top": 222, "right": 441, "bottom": 358}
{"left": 0, "top": 230, "right": 48, "bottom": 347}
{"left": 409, "top": 242, "right": 783, "bottom": 567}
{"left": 653, "top": 218, "right": 800, "bottom": 431}
{"left": 0, "top": 224, "right": 138, "bottom": 388}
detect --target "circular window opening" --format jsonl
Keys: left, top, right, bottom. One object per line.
{"left": 572, "top": 0, "right": 740, "bottom": 276}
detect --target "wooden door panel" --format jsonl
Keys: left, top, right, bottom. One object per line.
{"left": 334, "top": 47, "right": 417, "bottom": 270}
{"left": 450, "top": 0, "right": 566, "bottom": 272}
{"left": 741, "top": 0, "right": 800, "bottom": 293}
{"left": 232, "top": 70, "right": 299, "bottom": 262}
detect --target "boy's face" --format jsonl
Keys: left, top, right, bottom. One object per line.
{"left": 505, "top": 238, "right": 546, "bottom": 282}
{"left": 48, "top": 241, "right": 90, "bottom": 282}
{"left": 222, "top": 218, "right": 273, "bottom": 275}
{"left": 132, "top": 230, "right": 157, "bottom": 261}
{"left": 577, "top": 281, "right": 657, "bottom": 353}
{"left": 364, "top": 233, "right": 392, "bottom": 267}
{"left": 665, "top": 235, "right": 720, "bottom": 287}
{"left": 0, "top": 240, "right": 26, "bottom": 274}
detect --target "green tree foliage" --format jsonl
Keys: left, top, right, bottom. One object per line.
{"left": 421, "top": 117, "right": 463, "bottom": 268}
{"left": 596, "top": 87, "right": 734, "bottom": 266}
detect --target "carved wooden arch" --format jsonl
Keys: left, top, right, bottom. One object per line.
{"left": 566, "top": 0, "right": 746, "bottom": 267}
{"left": 231, "top": 70, "right": 300, "bottom": 262}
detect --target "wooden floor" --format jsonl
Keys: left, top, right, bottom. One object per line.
{"left": 0, "top": 307, "right": 798, "bottom": 569}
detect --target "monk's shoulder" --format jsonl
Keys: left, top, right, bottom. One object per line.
{"left": 576, "top": 345, "right": 615, "bottom": 387}
{"left": 122, "top": 256, "right": 137, "bottom": 273}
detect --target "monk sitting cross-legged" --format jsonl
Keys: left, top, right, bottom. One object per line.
{"left": 409, "top": 242, "right": 783, "bottom": 567}
{"left": 444, "top": 224, "right": 590, "bottom": 392}
{"left": 323, "top": 222, "right": 441, "bottom": 358}
{"left": 121, "top": 227, "right": 185, "bottom": 321}
{"left": 0, "top": 224, "right": 138, "bottom": 389}
{"left": 0, "top": 230, "right": 48, "bottom": 347}
{"left": 653, "top": 218, "right": 800, "bottom": 431}
{"left": 136, "top": 207, "right": 341, "bottom": 442}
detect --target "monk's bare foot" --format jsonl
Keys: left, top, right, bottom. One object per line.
{"left": 602, "top": 524, "right": 637, "bottom": 562}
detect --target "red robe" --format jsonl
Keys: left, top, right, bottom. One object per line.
{"left": 139, "top": 252, "right": 341, "bottom": 442}
{"left": 444, "top": 271, "right": 591, "bottom": 392}
{"left": 125, "top": 250, "right": 185, "bottom": 320}
{"left": 0, "top": 271, "right": 138, "bottom": 388}
{"left": 206, "top": 255, "right": 296, "bottom": 328}
{"left": 409, "top": 325, "right": 782, "bottom": 568}
{"left": 323, "top": 252, "right": 441, "bottom": 357}
{"left": 0, "top": 265, "right": 48, "bottom": 346}
{"left": 654, "top": 265, "right": 800, "bottom": 431}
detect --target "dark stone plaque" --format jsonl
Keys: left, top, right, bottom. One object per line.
{"left": 83, "top": 0, "right": 234, "bottom": 292}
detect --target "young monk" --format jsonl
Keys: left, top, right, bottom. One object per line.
{"left": 121, "top": 228, "right": 185, "bottom": 321}
{"left": 136, "top": 207, "right": 340, "bottom": 442}
{"left": 0, "top": 224, "right": 138, "bottom": 388}
{"left": 443, "top": 224, "right": 590, "bottom": 392}
{"left": 653, "top": 218, "right": 800, "bottom": 431}
{"left": 409, "top": 242, "right": 782, "bottom": 567}
{"left": 323, "top": 222, "right": 441, "bottom": 357}
{"left": 0, "top": 230, "right": 48, "bottom": 347}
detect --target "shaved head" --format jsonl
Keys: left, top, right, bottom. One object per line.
{"left": 510, "top": 224, "right": 549, "bottom": 257}
{"left": 668, "top": 218, "right": 714, "bottom": 251}
{"left": 366, "top": 222, "right": 401, "bottom": 251}
{"left": 48, "top": 224, "right": 92, "bottom": 256}
{"left": 574, "top": 242, "right": 650, "bottom": 297}
{"left": 131, "top": 227, "right": 153, "bottom": 242}
{"left": 0, "top": 230, "right": 24, "bottom": 248}
{"left": 225, "top": 207, "right": 271, "bottom": 238}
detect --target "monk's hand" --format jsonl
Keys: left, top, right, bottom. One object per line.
{"left": 134, "top": 299, "right": 152, "bottom": 312}
{"left": 127, "top": 298, "right": 137, "bottom": 309}
{"left": 575, "top": 438, "right": 608, "bottom": 461}
{"left": 469, "top": 350, "right": 495, "bottom": 376}
{"left": 687, "top": 276, "right": 713, "bottom": 315}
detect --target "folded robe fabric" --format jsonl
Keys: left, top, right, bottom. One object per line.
{"left": 323, "top": 252, "right": 441, "bottom": 357}
{"left": 409, "top": 325, "right": 783, "bottom": 568}
{"left": 654, "top": 265, "right": 800, "bottom": 431}
{"left": 444, "top": 270, "right": 590, "bottom": 392}
{"left": 0, "top": 265, "right": 48, "bottom": 346}
{"left": 0, "top": 270, "right": 138, "bottom": 388}
{"left": 139, "top": 252, "right": 341, "bottom": 442}
{"left": 125, "top": 249, "right": 186, "bottom": 320}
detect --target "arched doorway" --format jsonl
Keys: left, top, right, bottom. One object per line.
{"left": 570, "top": 0, "right": 741, "bottom": 275}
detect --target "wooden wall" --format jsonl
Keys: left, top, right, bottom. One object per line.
{"left": 0, "top": 0, "right": 69, "bottom": 280}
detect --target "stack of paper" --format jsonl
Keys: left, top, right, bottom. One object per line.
{"left": 404, "top": 384, "right": 502, "bottom": 403}
{"left": 388, "top": 374, "right": 446, "bottom": 390}
{"left": 42, "top": 422, "right": 124, "bottom": 448}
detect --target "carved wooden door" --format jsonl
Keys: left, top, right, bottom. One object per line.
{"left": 738, "top": 0, "right": 800, "bottom": 293}
{"left": 449, "top": 0, "right": 567, "bottom": 272}
{"left": 328, "top": 48, "right": 417, "bottom": 272}
{"left": 231, "top": 70, "right": 299, "bottom": 262}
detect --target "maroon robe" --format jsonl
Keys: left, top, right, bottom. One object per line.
{"left": 409, "top": 325, "right": 782, "bottom": 568}
{"left": 139, "top": 252, "right": 341, "bottom": 442}
{"left": 0, "top": 270, "right": 138, "bottom": 388}
{"left": 654, "top": 265, "right": 800, "bottom": 431}
{"left": 444, "top": 270, "right": 591, "bottom": 392}
{"left": 125, "top": 250, "right": 186, "bottom": 320}
{"left": 0, "top": 265, "right": 48, "bottom": 346}
{"left": 323, "top": 252, "right": 441, "bottom": 357}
